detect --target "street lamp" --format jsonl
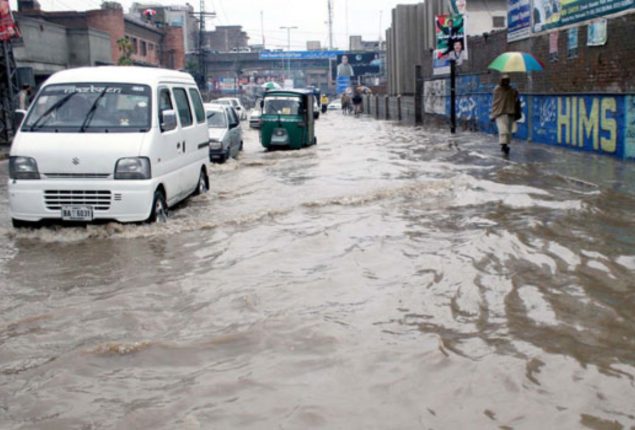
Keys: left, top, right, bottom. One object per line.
{"left": 280, "top": 26, "right": 298, "bottom": 84}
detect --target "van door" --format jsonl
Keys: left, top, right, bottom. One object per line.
{"left": 172, "top": 86, "right": 199, "bottom": 197}
{"left": 187, "top": 87, "right": 209, "bottom": 180}
{"left": 227, "top": 107, "right": 240, "bottom": 156}
{"left": 156, "top": 86, "right": 183, "bottom": 205}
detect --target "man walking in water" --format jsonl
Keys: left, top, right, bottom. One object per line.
{"left": 490, "top": 74, "right": 519, "bottom": 155}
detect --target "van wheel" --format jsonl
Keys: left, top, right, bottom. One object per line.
{"left": 194, "top": 169, "right": 209, "bottom": 195}
{"left": 148, "top": 190, "right": 168, "bottom": 223}
{"left": 12, "top": 219, "right": 37, "bottom": 229}
{"left": 239, "top": 141, "right": 244, "bottom": 151}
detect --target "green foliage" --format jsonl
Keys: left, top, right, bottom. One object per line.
{"left": 117, "top": 38, "right": 133, "bottom": 66}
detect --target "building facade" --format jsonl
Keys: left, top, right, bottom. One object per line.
{"left": 203, "top": 26, "right": 249, "bottom": 53}
{"left": 128, "top": 3, "right": 198, "bottom": 54}
{"left": 15, "top": 0, "right": 186, "bottom": 80}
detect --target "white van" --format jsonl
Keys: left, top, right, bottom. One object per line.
{"left": 8, "top": 67, "right": 210, "bottom": 227}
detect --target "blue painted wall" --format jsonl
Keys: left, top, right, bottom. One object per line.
{"left": 430, "top": 74, "right": 635, "bottom": 160}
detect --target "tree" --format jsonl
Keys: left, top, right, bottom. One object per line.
{"left": 117, "top": 38, "right": 133, "bottom": 66}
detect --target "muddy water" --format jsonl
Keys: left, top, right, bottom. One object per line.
{"left": 1, "top": 113, "right": 634, "bottom": 429}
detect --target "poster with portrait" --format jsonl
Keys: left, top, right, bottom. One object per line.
{"left": 333, "top": 52, "right": 382, "bottom": 80}
{"left": 0, "top": 0, "right": 20, "bottom": 42}
{"left": 433, "top": 14, "right": 468, "bottom": 76}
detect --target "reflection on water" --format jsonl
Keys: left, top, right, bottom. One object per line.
{"left": 1, "top": 114, "right": 634, "bottom": 429}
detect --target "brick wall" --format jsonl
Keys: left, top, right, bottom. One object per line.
{"left": 163, "top": 26, "right": 185, "bottom": 70}
{"left": 421, "top": 13, "right": 635, "bottom": 94}
{"left": 85, "top": 9, "right": 125, "bottom": 64}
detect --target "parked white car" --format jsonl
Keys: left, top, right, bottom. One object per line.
{"left": 8, "top": 66, "right": 210, "bottom": 227}
{"left": 214, "top": 97, "right": 247, "bottom": 120}
{"left": 328, "top": 101, "right": 342, "bottom": 111}
{"left": 249, "top": 109, "right": 262, "bottom": 128}
{"left": 205, "top": 103, "right": 243, "bottom": 163}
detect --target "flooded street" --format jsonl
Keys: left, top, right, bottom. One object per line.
{"left": 1, "top": 113, "right": 635, "bottom": 429}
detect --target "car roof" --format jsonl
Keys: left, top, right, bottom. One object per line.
{"left": 204, "top": 103, "right": 228, "bottom": 111}
{"left": 265, "top": 89, "right": 313, "bottom": 97}
{"left": 44, "top": 66, "right": 196, "bottom": 86}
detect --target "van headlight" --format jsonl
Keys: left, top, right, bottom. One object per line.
{"left": 114, "top": 157, "right": 151, "bottom": 180}
{"left": 9, "top": 156, "right": 40, "bottom": 180}
{"left": 209, "top": 139, "right": 222, "bottom": 150}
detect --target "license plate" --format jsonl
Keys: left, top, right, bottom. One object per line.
{"left": 61, "top": 206, "right": 94, "bottom": 221}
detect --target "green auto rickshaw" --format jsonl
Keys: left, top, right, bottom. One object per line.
{"left": 260, "top": 89, "right": 318, "bottom": 150}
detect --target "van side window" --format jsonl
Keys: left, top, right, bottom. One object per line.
{"left": 173, "top": 88, "right": 193, "bottom": 127}
{"left": 188, "top": 88, "right": 206, "bottom": 124}
{"left": 159, "top": 88, "right": 173, "bottom": 117}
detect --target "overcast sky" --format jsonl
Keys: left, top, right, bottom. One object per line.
{"left": 10, "top": 0, "right": 423, "bottom": 50}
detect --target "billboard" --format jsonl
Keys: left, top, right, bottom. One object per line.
{"left": 0, "top": 0, "right": 20, "bottom": 42}
{"left": 433, "top": 14, "right": 467, "bottom": 76}
{"left": 260, "top": 50, "right": 343, "bottom": 60}
{"left": 533, "top": 0, "right": 634, "bottom": 33}
{"left": 507, "top": 0, "right": 532, "bottom": 41}
{"left": 332, "top": 52, "right": 383, "bottom": 80}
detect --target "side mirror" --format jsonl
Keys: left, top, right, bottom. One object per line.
{"left": 313, "top": 111, "right": 319, "bottom": 120}
{"left": 14, "top": 109, "right": 27, "bottom": 128}
{"left": 260, "top": 100, "right": 264, "bottom": 109}
{"left": 161, "top": 110, "right": 177, "bottom": 132}
{"left": 229, "top": 122, "right": 239, "bottom": 129}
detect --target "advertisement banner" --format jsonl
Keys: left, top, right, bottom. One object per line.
{"left": 567, "top": 27, "right": 579, "bottom": 58}
{"left": 533, "top": 0, "right": 634, "bottom": 33}
{"left": 587, "top": 18, "right": 608, "bottom": 45}
{"left": 259, "top": 50, "right": 343, "bottom": 60}
{"left": 549, "top": 31, "right": 559, "bottom": 62}
{"left": 0, "top": 0, "right": 20, "bottom": 42}
{"left": 332, "top": 52, "right": 383, "bottom": 80}
{"left": 507, "top": 0, "right": 532, "bottom": 41}
{"left": 433, "top": 14, "right": 467, "bottom": 75}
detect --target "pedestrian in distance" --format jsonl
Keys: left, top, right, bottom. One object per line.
{"left": 490, "top": 74, "right": 521, "bottom": 155}
{"left": 341, "top": 93, "right": 352, "bottom": 115}
{"left": 321, "top": 94, "right": 328, "bottom": 114}
{"left": 352, "top": 88, "right": 363, "bottom": 117}
{"left": 18, "top": 84, "right": 32, "bottom": 110}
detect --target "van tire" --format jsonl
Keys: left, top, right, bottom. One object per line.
{"left": 239, "top": 141, "right": 244, "bottom": 151}
{"left": 193, "top": 168, "right": 209, "bottom": 196}
{"left": 147, "top": 190, "right": 168, "bottom": 223}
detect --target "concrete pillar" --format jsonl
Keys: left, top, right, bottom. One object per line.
{"left": 385, "top": 96, "right": 390, "bottom": 120}
{"left": 397, "top": 95, "right": 402, "bottom": 121}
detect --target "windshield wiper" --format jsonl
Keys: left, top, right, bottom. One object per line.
{"left": 29, "top": 92, "right": 77, "bottom": 131}
{"left": 79, "top": 87, "right": 109, "bottom": 132}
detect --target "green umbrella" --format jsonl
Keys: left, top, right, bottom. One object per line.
{"left": 261, "top": 81, "right": 281, "bottom": 90}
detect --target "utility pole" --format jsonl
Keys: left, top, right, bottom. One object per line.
{"left": 261, "top": 11, "right": 265, "bottom": 48}
{"left": 379, "top": 11, "right": 383, "bottom": 44}
{"left": 345, "top": 0, "right": 349, "bottom": 49}
{"left": 327, "top": 0, "right": 334, "bottom": 50}
{"left": 193, "top": 1, "right": 216, "bottom": 89}
{"left": 279, "top": 26, "right": 298, "bottom": 83}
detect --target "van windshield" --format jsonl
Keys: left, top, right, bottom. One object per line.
{"left": 263, "top": 97, "right": 302, "bottom": 116}
{"left": 23, "top": 83, "right": 152, "bottom": 133}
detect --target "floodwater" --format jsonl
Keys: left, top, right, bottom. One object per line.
{"left": 1, "top": 112, "right": 634, "bottom": 430}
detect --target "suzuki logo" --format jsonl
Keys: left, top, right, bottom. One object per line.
{"left": 72, "top": 157, "right": 80, "bottom": 166}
